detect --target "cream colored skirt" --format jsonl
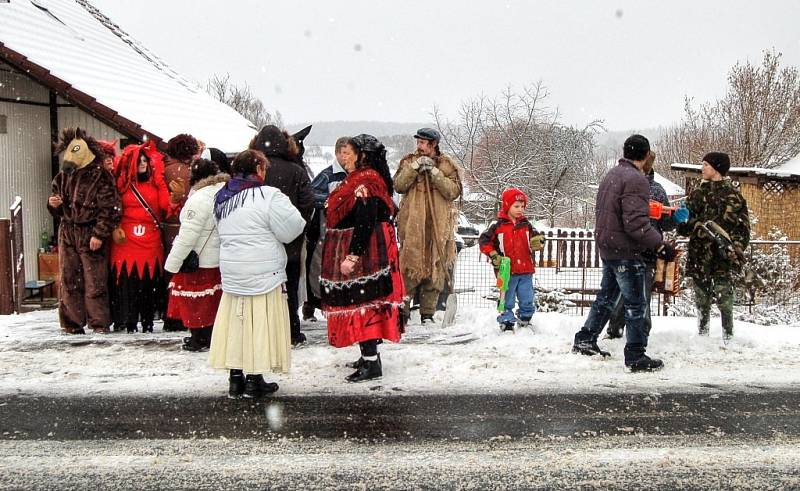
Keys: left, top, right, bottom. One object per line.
{"left": 208, "top": 287, "right": 291, "bottom": 374}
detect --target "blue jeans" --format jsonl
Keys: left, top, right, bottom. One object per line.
{"left": 497, "top": 273, "right": 535, "bottom": 324}
{"left": 607, "top": 263, "right": 655, "bottom": 339}
{"left": 575, "top": 260, "right": 649, "bottom": 363}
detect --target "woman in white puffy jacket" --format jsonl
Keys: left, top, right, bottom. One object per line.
{"left": 208, "top": 150, "right": 306, "bottom": 399}
{"left": 164, "top": 159, "right": 229, "bottom": 351}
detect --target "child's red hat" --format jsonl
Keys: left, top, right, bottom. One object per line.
{"left": 501, "top": 187, "right": 528, "bottom": 214}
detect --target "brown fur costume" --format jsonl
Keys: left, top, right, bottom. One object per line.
{"left": 48, "top": 128, "right": 121, "bottom": 333}
{"left": 394, "top": 152, "right": 463, "bottom": 303}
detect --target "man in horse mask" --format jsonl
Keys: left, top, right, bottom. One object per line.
{"left": 48, "top": 128, "right": 121, "bottom": 334}
{"left": 394, "top": 128, "right": 463, "bottom": 324}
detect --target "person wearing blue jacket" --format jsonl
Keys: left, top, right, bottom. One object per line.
{"left": 302, "top": 137, "right": 352, "bottom": 321}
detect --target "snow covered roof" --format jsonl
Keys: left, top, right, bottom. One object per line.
{"left": 769, "top": 153, "right": 800, "bottom": 176}
{"left": 462, "top": 190, "right": 494, "bottom": 202}
{"left": 0, "top": 0, "right": 256, "bottom": 152}
{"left": 672, "top": 153, "right": 800, "bottom": 179}
{"left": 653, "top": 171, "right": 684, "bottom": 196}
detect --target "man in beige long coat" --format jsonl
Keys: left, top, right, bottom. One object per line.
{"left": 394, "top": 128, "right": 463, "bottom": 324}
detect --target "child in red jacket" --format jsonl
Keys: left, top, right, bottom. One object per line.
{"left": 479, "top": 188, "right": 545, "bottom": 331}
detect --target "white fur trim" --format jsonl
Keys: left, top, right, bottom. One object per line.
{"left": 320, "top": 266, "right": 392, "bottom": 290}
{"left": 168, "top": 283, "right": 222, "bottom": 298}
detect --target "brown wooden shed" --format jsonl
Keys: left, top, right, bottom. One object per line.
{"left": 671, "top": 158, "right": 800, "bottom": 240}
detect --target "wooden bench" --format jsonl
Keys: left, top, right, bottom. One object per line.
{"left": 24, "top": 279, "right": 55, "bottom": 302}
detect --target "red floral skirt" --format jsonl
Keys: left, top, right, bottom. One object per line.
{"left": 322, "top": 223, "right": 405, "bottom": 348}
{"left": 167, "top": 267, "right": 222, "bottom": 329}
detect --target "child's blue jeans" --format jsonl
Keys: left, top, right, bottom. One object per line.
{"left": 497, "top": 273, "right": 535, "bottom": 324}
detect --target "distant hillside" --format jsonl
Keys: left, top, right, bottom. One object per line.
{"left": 286, "top": 121, "right": 430, "bottom": 146}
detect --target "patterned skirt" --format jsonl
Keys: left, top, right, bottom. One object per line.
{"left": 167, "top": 267, "right": 222, "bottom": 329}
{"left": 321, "top": 222, "right": 405, "bottom": 348}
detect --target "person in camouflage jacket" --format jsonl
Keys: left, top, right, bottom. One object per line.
{"left": 677, "top": 152, "right": 750, "bottom": 339}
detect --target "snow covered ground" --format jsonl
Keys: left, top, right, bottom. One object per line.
{"left": 1, "top": 306, "right": 798, "bottom": 398}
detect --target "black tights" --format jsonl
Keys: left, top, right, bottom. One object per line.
{"left": 359, "top": 339, "right": 379, "bottom": 357}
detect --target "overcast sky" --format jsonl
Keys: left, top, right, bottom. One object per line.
{"left": 90, "top": 0, "right": 800, "bottom": 132}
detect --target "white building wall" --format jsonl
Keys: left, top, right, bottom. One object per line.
{"left": 0, "top": 63, "right": 124, "bottom": 281}
{"left": 57, "top": 102, "right": 125, "bottom": 144}
{"left": 0, "top": 63, "right": 53, "bottom": 281}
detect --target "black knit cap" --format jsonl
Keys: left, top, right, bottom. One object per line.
{"left": 703, "top": 152, "right": 731, "bottom": 176}
{"left": 623, "top": 134, "right": 650, "bottom": 161}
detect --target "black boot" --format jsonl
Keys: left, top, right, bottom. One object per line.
{"left": 302, "top": 303, "right": 318, "bottom": 322}
{"left": 228, "top": 369, "right": 245, "bottom": 399}
{"left": 626, "top": 354, "right": 664, "bottom": 372}
{"left": 346, "top": 356, "right": 382, "bottom": 383}
{"left": 201, "top": 326, "right": 213, "bottom": 349}
{"left": 499, "top": 321, "right": 515, "bottom": 332}
{"left": 291, "top": 332, "right": 307, "bottom": 347}
{"left": 346, "top": 353, "right": 382, "bottom": 369}
{"left": 126, "top": 323, "right": 138, "bottom": 334}
{"left": 182, "top": 329, "right": 207, "bottom": 352}
{"left": 243, "top": 374, "right": 279, "bottom": 398}
{"left": 163, "top": 318, "right": 187, "bottom": 332}
{"left": 420, "top": 314, "right": 435, "bottom": 325}
{"left": 346, "top": 357, "right": 365, "bottom": 369}
{"left": 572, "top": 338, "right": 611, "bottom": 358}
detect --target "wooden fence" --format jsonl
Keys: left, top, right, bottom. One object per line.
{"left": 0, "top": 197, "right": 25, "bottom": 314}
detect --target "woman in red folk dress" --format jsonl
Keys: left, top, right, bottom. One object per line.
{"left": 321, "top": 134, "right": 405, "bottom": 383}
{"left": 110, "top": 141, "right": 180, "bottom": 333}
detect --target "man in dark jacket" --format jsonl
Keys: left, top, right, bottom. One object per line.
{"left": 572, "top": 135, "right": 674, "bottom": 372}
{"left": 250, "top": 125, "right": 314, "bottom": 345}
{"left": 605, "top": 151, "right": 677, "bottom": 339}
{"left": 302, "top": 137, "right": 350, "bottom": 321}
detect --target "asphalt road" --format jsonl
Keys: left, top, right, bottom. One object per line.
{"left": 2, "top": 390, "right": 800, "bottom": 441}
{"left": 1, "top": 390, "right": 799, "bottom": 489}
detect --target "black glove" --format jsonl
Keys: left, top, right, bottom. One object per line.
{"left": 656, "top": 242, "right": 676, "bottom": 262}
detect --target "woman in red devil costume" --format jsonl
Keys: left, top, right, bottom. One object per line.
{"left": 110, "top": 141, "right": 181, "bottom": 332}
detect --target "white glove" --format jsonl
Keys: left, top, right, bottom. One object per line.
{"left": 416, "top": 156, "right": 435, "bottom": 173}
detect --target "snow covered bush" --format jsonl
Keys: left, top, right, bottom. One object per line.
{"left": 736, "top": 227, "right": 800, "bottom": 306}
{"left": 535, "top": 286, "right": 574, "bottom": 313}
{"left": 669, "top": 227, "right": 800, "bottom": 325}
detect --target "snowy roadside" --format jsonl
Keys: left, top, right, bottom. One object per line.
{"left": 0, "top": 307, "right": 798, "bottom": 398}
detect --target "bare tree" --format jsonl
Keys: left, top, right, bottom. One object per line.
{"left": 658, "top": 50, "right": 800, "bottom": 172}
{"left": 434, "top": 82, "right": 602, "bottom": 227}
{"left": 206, "top": 73, "right": 283, "bottom": 130}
